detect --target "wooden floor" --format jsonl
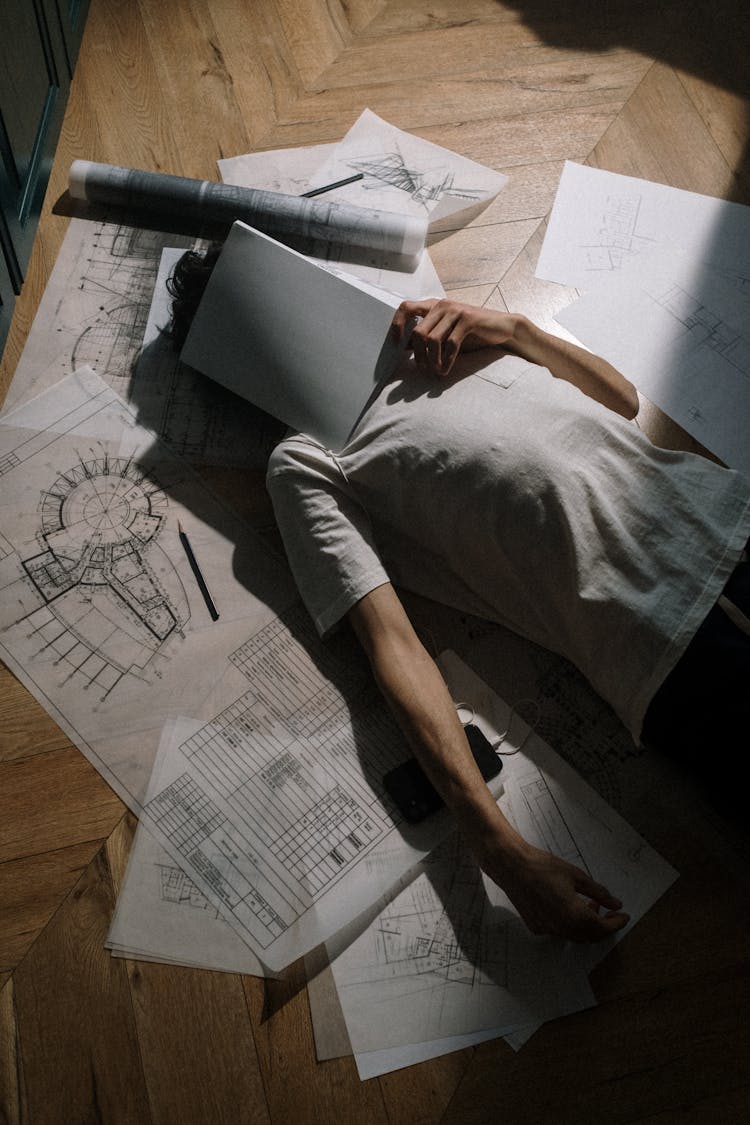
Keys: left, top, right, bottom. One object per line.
{"left": 2, "top": 1, "right": 750, "bottom": 1121}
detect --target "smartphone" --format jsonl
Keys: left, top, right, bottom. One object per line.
{"left": 383, "top": 724, "right": 502, "bottom": 823}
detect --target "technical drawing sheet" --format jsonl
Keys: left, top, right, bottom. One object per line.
{"left": 536, "top": 161, "right": 750, "bottom": 292}
{"left": 322, "top": 654, "right": 678, "bottom": 1075}
{"left": 107, "top": 762, "right": 270, "bottom": 975}
{"left": 132, "top": 634, "right": 505, "bottom": 971}
{"left": 556, "top": 246, "right": 750, "bottom": 472}
{"left": 307, "top": 109, "right": 508, "bottom": 225}
{"left": 6, "top": 218, "right": 193, "bottom": 412}
{"left": 0, "top": 367, "right": 293, "bottom": 811}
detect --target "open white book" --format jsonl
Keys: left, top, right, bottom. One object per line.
{"left": 180, "top": 221, "right": 409, "bottom": 450}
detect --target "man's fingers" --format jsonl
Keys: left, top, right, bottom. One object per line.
{"left": 575, "top": 873, "right": 623, "bottom": 912}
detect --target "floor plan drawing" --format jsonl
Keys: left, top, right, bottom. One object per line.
{"left": 536, "top": 161, "right": 750, "bottom": 292}
{"left": 9, "top": 218, "right": 191, "bottom": 410}
{"left": 556, "top": 245, "right": 750, "bottom": 473}
{"left": 0, "top": 367, "right": 289, "bottom": 810}
{"left": 647, "top": 279, "right": 750, "bottom": 380}
{"left": 16, "top": 448, "right": 183, "bottom": 701}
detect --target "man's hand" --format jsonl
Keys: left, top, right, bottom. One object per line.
{"left": 392, "top": 298, "right": 522, "bottom": 377}
{"left": 479, "top": 838, "right": 631, "bottom": 942}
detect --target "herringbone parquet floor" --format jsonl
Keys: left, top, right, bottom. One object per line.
{"left": 1, "top": 2, "right": 749, "bottom": 1121}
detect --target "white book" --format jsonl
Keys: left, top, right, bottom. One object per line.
{"left": 181, "top": 221, "right": 408, "bottom": 450}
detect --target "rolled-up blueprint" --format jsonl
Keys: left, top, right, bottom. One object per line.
{"left": 69, "top": 160, "right": 426, "bottom": 257}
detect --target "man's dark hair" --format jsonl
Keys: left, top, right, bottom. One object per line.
{"left": 166, "top": 245, "right": 222, "bottom": 349}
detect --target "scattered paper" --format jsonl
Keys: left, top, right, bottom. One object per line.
{"left": 132, "top": 612, "right": 497, "bottom": 971}
{"left": 0, "top": 368, "right": 291, "bottom": 811}
{"left": 317, "top": 653, "right": 677, "bottom": 1077}
{"left": 308, "top": 109, "right": 507, "bottom": 225}
{"left": 536, "top": 161, "right": 750, "bottom": 293}
{"left": 556, "top": 245, "right": 750, "bottom": 472}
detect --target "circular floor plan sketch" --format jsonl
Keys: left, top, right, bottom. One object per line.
{"left": 20, "top": 452, "right": 188, "bottom": 699}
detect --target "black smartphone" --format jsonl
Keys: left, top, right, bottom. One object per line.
{"left": 383, "top": 724, "right": 502, "bottom": 824}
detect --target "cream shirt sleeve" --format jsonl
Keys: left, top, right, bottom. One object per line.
{"left": 266, "top": 435, "right": 390, "bottom": 635}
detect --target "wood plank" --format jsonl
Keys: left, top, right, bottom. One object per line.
{"left": 430, "top": 217, "right": 540, "bottom": 288}
{"left": 0, "top": 748, "right": 123, "bottom": 864}
{"left": 590, "top": 60, "right": 740, "bottom": 198}
{"left": 7, "top": 847, "right": 153, "bottom": 1124}
{"left": 0, "top": 839, "right": 104, "bottom": 974}
{"left": 245, "top": 963, "right": 389, "bottom": 1123}
{"left": 137, "top": 0, "right": 254, "bottom": 176}
{"left": 0, "top": 665, "right": 70, "bottom": 764}
{"left": 127, "top": 962, "right": 271, "bottom": 1125}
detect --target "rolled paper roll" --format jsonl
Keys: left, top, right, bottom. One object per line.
{"left": 69, "top": 160, "right": 427, "bottom": 257}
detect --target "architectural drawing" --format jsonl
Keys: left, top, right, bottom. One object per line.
{"left": 14, "top": 448, "right": 183, "bottom": 701}
{"left": 307, "top": 109, "right": 507, "bottom": 223}
{"left": 159, "top": 863, "right": 220, "bottom": 915}
{"left": 326, "top": 654, "right": 678, "bottom": 1061}
{"left": 348, "top": 152, "right": 485, "bottom": 209}
{"left": 580, "top": 192, "right": 656, "bottom": 273}
{"left": 9, "top": 218, "right": 191, "bottom": 409}
{"left": 135, "top": 609, "right": 476, "bottom": 970}
{"left": 0, "top": 368, "right": 288, "bottom": 810}
{"left": 536, "top": 161, "right": 750, "bottom": 292}
{"left": 556, "top": 244, "right": 750, "bottom": 473}
{"left": 647, "top": 279, "right": 750, "bottom": 380}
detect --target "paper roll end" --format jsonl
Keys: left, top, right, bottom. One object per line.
{"left": 400, "top": 215, "right": 428, "bottom": 258}
{"left": 69, "top": 159, "right": 95, "bottom": 200}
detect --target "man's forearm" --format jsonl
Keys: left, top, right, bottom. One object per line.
{"left": 348, "top": 584, "right": 528, "bottom": 862}
{"left": 348, "top": 584, "right": 630, "bottom": 942}
{"left": 511, "top": 316, "right": 639, "bottom": 420}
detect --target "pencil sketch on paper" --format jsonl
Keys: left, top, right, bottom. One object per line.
{"left": 347, "top": 152, "right": 486, "bottom": 210}
{"left": 579, "top": 192, "right": 657, "bottom": 273}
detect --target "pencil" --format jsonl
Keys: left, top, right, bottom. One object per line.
{"left": 301, "top": 173, "right": 364, "bottom": 198}
{"left": 178, "top": 521, "right": 219, "bottom": 622}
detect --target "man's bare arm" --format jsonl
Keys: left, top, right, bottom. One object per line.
{"left": 348, "top": 582, "right": 630, "bottom": 942}
{"left": 392, "top": 298, "right": 639, "bottom": 420}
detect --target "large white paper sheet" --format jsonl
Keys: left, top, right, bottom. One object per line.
{"left": 536, "top": 161, "right": 750, "bottom": 292}
{"left": 556, "top": 246, "right": 750, "bottom": 472}
{"left": 0, "top": 368, "right": 292, "bottom": 811}
{"left": 308, "top": 109, "right": 507, "bottom": 225}
{"left": 324, "top": 654, "right": 677, "bottom": 1074}
{"left": 181, "top": 221, "right": 408, "bottom": 451}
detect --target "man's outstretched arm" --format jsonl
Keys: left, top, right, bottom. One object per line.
{"left": 392, "top": 298, "right": 639, "bottom": 420}
{"left": 348, "top": 582, "right": 630, "bottom": 943}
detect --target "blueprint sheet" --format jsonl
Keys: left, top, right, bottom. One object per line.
{"left": 130, "top": 620, "right": 494, "bottom": 971}
{"left": 0, "top": 367, "right": 292, "bottom": 811}
{"left": 536, "top": 161, "right": 750, "bottom": 293}
{"left": 556, "top": 246, "right": 750, "bottom": 473}
{"left": 318, "top": 654, "right": 678, "bottom": 1077}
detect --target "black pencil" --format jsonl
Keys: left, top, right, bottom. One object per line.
{"left": 301, "top": 173, "right": 364, "bottom": 198}
{"left": 178, "top": 521, "right": 219, "bottom": 621}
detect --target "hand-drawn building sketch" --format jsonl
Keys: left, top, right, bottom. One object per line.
{"left": 348, "top": 152, "right": 486, "bottom": 209}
